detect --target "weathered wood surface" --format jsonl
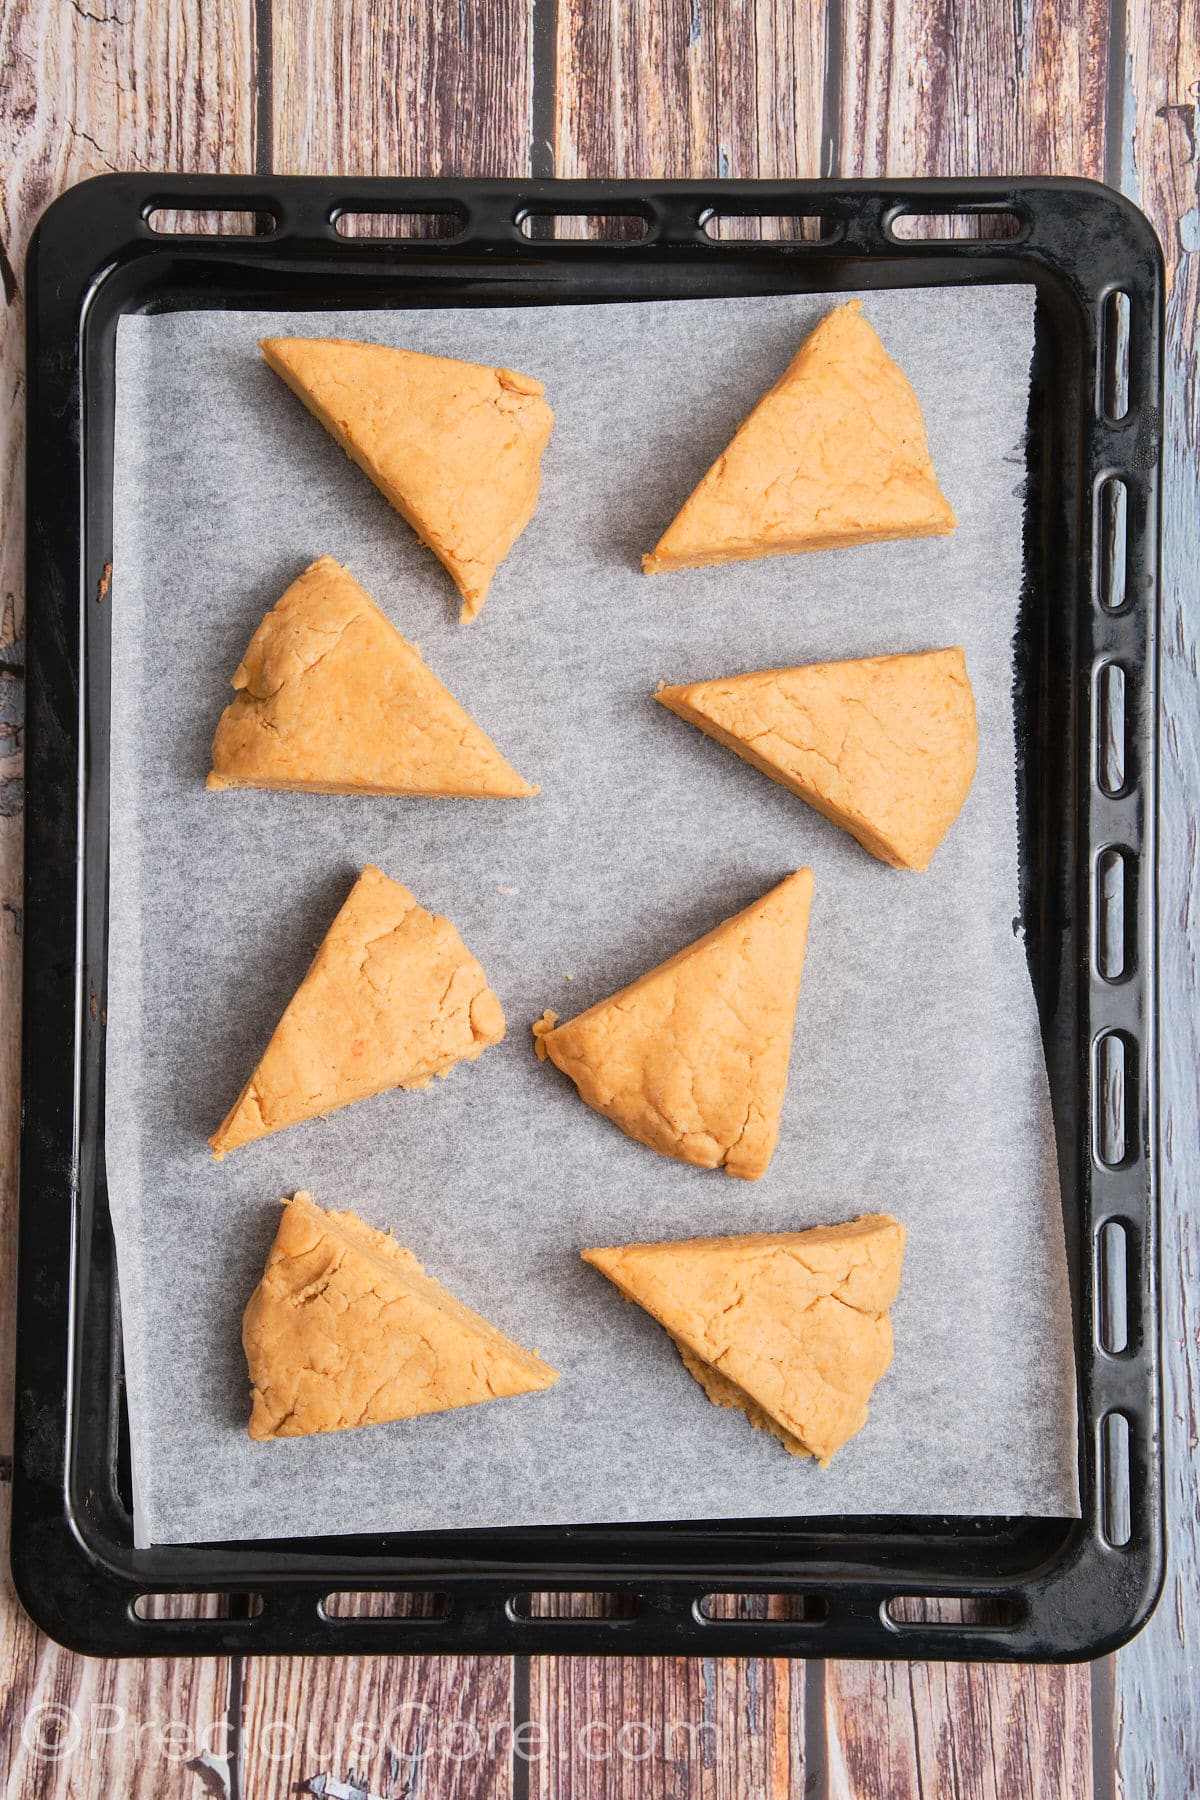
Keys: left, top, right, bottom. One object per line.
{"left": 0, "top": 0, "right": 1196, "bottom": 1794}
{"left": 554, "top": 0, "right": 827, "bottom": 180}
{"left": 838, "top": 0, "right": 1113, "bottom": 179}
{"left": 238, "top": 1644, "right": 515, "bottom": 1799}
{"left": 272, "top": 0, "right": 534, "bottom": 176}
{"left": 0, "top": 0, "right": 254, "bottom": 1465}
{"left": 0, "top": 1484, "right": 236, "bottom": 1799}
{"left": 0, "top": 0, "right": 256, "bottom": 1795}
{"left": 824, "top": 1659, "right": 1094, "bottom": 1800}
{"left": 528, "top": 1648, "right": 805, "bottom": 1799}
{"left": 235, "top": 2, "right": 534, "bottom": 1782}
{"left": 822, "top": 0, "right": 1120, "bottom": 1790}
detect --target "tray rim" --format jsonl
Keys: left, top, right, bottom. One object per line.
{"left": 13, "top": 171, "right": 1164, "bottom": 1661}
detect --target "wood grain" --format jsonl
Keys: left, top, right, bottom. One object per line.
{"left": 527, "top": 1646, "right": 803, "bottom": 1800}
{"left": 1, "top": 0, "right": 1198, "bottom": 1795}
{"left": 839, "top": 0, "right": 1112, "bottom": 177}
{"left": 0, "top": 1497, "right": 237, "bottom": 1797}
{"left": 239, "top": 5, "right": 535, "bottom": 1786}
{"left": 1111, "top": 0, "right": 1200, "bottom": 1795}
{"left": 0, "top": 0, "right": 256, "bottom": 1456}
{"left": 0, "top": 0, "right": 255, "bottom": 1791}
{"left": 550, "top": 6, "right": 1104, "bottom": 1798}
{"left": 825, "top": 1659, "right": 1093, "bottom": 1800}
{"left": 823, "top": 3, "right": 1124, "bottom": 1793}
{"left": 555, "top": 0, "right": 827, "bottom": 179}
{"left": 272, "top": 0, "right": 534, "bottom": 175}
{"left": 237, "top": 1648, "right": 514, "bottom": 1798}
{"left": 543, "top": 14, "right": 824, "bottom": 1791}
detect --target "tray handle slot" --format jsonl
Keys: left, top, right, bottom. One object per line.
{"left": 1094, "top": 1030, "right": 1139, "bottom": 1168}
{"left": 1101, "top": 290, "right": 1133, "bottom": 422}
{"left": 1097, "top": 663, "right": 1128, "bottom": 797}
{"left": 887, "top": 208, "right": 1022, "bottom": 242}
{"left": 509, "top": 1589, "right": 639, "bottom": 1620}
{"left": 331, "top": 208, "right": 466, "bottom": 242}
{"left": 696, "top": 1591, "right": 828, "bottom": 1622}
{"left": 1097, "top": 477, "right": 1130, "bottom": 611}
{"left": 883, "top": 1594, "right": 1022, "bottom": 1627}
{"left": 1097, "top": 1219, "right": 1131, "bottom": 1354}
{"left": 702, "top": 212, "right": 832, "bottom": 243}
{"left": 1096, "top": 847, "right": 1133, "bottom": 982}
{"left": 145, "top": 207, "right": 274, "bottom": 238}
{"left": 321, "top": 1589, "right": 452, "bottom": 1619}
{"left": 132, "top": 1591, "right": 263, "bottom": 1621}
{"left": 1100, "top": 1412, "right": 1133, "bottom": 1547}
{"left": 516, "top": 209, "right": 650, "bottom": 242}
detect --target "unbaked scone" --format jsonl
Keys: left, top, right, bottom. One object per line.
{"left": 583, "top": 1214, "right": 905, "bottom": 1464}
{"left": 211, "top": 865, "right": 504, "bottom": 1158}
{"left": 244, "top": 1192, "right": 558, "bottom": 1439}
{"left": 261, "top": 337, "right": 554, "bottom": 620}
{"left": 207, "top": 555, "right": 536, "bottom": 797}
{"left": 657, "top": 648, "right": 977, "bottom": 870}
{"left": 643, "top": 300, "right": 955, "bottom": 573}
{"left": 534, "top": 871, "right": 813, "bottom": 1181}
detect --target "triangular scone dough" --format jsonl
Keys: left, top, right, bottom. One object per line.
{"left": 657, "top": 648, "right": 977, "bottom": 870}
{"left": 533, "top": 871, "right": 813, "bottom": 1180}
{"left": 583, "top": 1214, "right": 904, "bottom": 1464}
{"left": 244, "top": 1192, "right": 559, "bottom": 1439}
{"left": 211, "top": 866, "right": 504, "bottom": 1158}
{"left": 261, "top": 337, "right": 554, "bottom": 620}
{"left": 643, "top": 300, "right": 956, "bottom": 573}
{"left": 207, "top": 555, "right": 536, "bottom": 797}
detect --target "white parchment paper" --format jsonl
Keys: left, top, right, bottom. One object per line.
{"left": 107, "top": 287, "right": 1080, "bottom": 1546}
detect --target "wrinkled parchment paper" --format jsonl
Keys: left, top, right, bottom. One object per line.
{"left": 107, "top": 287, "right": 1079, "bottom": 1545}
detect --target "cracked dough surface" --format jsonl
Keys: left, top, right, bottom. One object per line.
{"left": 533, "top": 870, "right": 813, "bottom": 1181}
{"left": 261, "top": 336, "right": 554, "bottom": 620}
{"left": 207, "top": 554, "right": 536, "bottom": 797}
{"left": 583, "top": 1214, "right": 905, "bottom": 1464}
{"left": 657, "top": 647, "right": 977, "bottom": 870}
{"left": 643, "top": 299, "right": 956, "bottom": 573}
{"left": 210, "top": 864, "right": 505, "bottom": 1158}
{"left": 243, "top": 1192, "right": 558, "bottom": 1439}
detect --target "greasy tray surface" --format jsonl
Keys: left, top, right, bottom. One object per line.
{"left": 15, "top": 176, "right": 1161, "bottom": 1660}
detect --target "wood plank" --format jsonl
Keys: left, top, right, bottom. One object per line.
{"left": 542, "top": 13, "right": 825, "bottom": 1788}
{"left": 839, "top": 0, "right": 1112, "bottom": 177}
{"left": 238, "top": 1645, "right": 514, "bottom": 1798}
{"left": 1111, "top": 0, "right": 1200, "bottom": 1793}
{"left": 237, "top": 10, "right": 533, "bottom": 1790}
{"left": 826, "top": 2, "right": 1115, "bottom": 1792}
{"left": 0, "top": 1485, "right": 237, "bottom": 1799}
{"left": 527, "top": 1645, "right": 803, "bottom": 1799}
{"left": 555, "top": 0, "right": 827, "bottom": 179}
{"left": 825, "top": 1660, "right": 1092, "bottom": 1800}
{"left": 272, "top": 0, "right": 534, "bottom": 175}
{"left": 0, "top": 0, "right": 255, "bottom": 1791}
{"left": 0, "top": 0, "right": 257, "bottom": 1461}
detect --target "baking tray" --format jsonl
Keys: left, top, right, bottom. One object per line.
{"left": 14, "top": 174, "right": 1163, "bottom": 1661}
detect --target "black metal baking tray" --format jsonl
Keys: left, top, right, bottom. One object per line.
{"left": 14, "top": 174, "right": 1163, "bottom": 1660}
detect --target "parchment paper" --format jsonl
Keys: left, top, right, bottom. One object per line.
{"left": 107, "top": 286, "right": 1080, "bottom": 1547}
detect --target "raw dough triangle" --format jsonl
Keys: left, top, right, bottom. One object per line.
{"left": 657, "top": 647, "right": 977, "bottom": 870}
{"left": 244, "top": 1193, "right": 559, "bottom": 1439}
{"left": 207, "top": 555, "right": 537, "bottom": 797}
{"left": 534, "top": 870, "right": 813, "bottom": 1180}
{"left": 211, "top": 865, "right": 505, "bottom": 1158}
{"left": 583, "top": 1214, "right": 905, "bottom": 1464}
{"left": 643, "top": 300, "right": 956, "bottom": 574}
{"left": 261, "top": 337, "right": 554, "bottom": 620}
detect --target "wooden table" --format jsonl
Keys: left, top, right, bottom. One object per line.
{"left": 1, "top": 2, "right": 1195, "bottom": 1794}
